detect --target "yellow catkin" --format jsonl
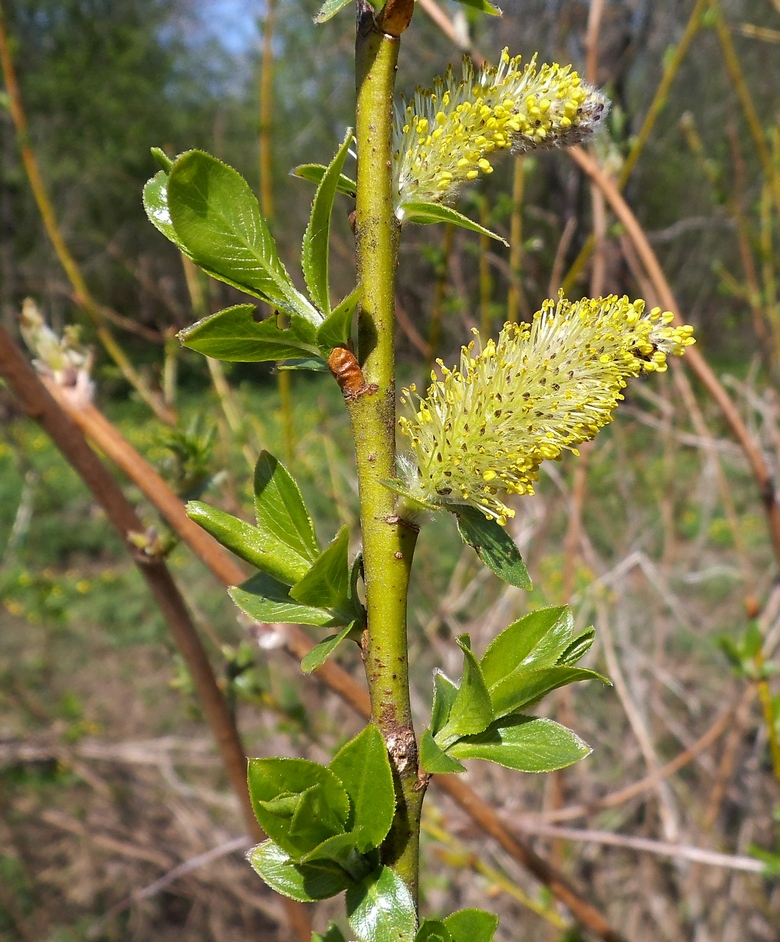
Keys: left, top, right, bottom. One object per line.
{"left": 393, "top": 49, "right": 608, "bottom": 216}
{"left": 399, "top": 295, "right": 695, "bottom": 523}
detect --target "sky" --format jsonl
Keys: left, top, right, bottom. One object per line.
{"left": 195, "top": 0, "right": 270, "bottom": 56}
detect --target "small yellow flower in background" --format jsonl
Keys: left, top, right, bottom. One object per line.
{"left": 393, "top": 49, "right": 608, "bottom": 216}
{"left": 399, "top": 295, "right": 695, "bottom": 524}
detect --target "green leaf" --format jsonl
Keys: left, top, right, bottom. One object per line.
{"left": 346, "top": 866, "right": 417, "bottom": 942}
{"left": 312, "top": 924, "right": 347, "bottom": 942}
{"left": 419, "top": 729, "right": 466, "bottom": 775}
{"left": 248, "top": 840, "right": 352, "bottom": 902}
{"left": 416, "top": 921, "right": 453, "bottom": 942}
{"left": 230, "top": 572, "right": 339, "bottom": 627}
{"left": 329, "top": 725, "right": 396, "bottom": 853}
{"left": 178, "top": 304, "right": 320, "bottom": 362}
{"left": 167, "top": 150, "right": 318, "bottom": 321}
{"left": 435, "top": 636, "right": 493, "bottom": 748}
{"left": 300, "top": 832, "right": 372, "bottom": 882}
{"left": 489, "top": 665, "right": 609, "bottom": 719}
{"left": 451, "top": 0, "right": 502, "bottom": 15}
{"left": 557, "top": 628, "right": 596, "bottom": 667}
{"left": 480, "top": 607, "right": 574, "bottom": 688}
{"left": 301, "top": 623, "right": 357, "bottom": 674}
{"left": 455, "top": 506, "right": 532, "bottom": 589}
{"left": 449, "top": 715, "right": 592, "bottom": 772}
{"left": 317, "top": 285, "right": 362, "bottom": 351}
{"left": 443, "top": 909, "right": 499, "bottom": 942}
{"left": 302, "top": 129, "right": 353, "bottom": 317}
{"left": 150, "top": 147, "right": 173, "bottom": 172}
{"left": 290, "top": 526, "right": 352, "bottom": 614}
{"left": 292, "top": 163, "right": 357, "bottom": 198}
{"left": 430, "top": 670, "right": 459, "bottom": 738}
{"left": 254, "top": 451, "right": 320, "bottom": 564}
{"left": 288, "top": 783, "right": 349, "bottom": 851}
{"left": 247, "top": 758, "right": 350, "bottom": 858}
{"left": 143, "top": 171, "right": 186, "bottom": 251}
{"left": 186, "top": 500, "right": 311, "bottom": 585}
{"left": 400, "top": 202, "right": 508, "bottom": 245}
{"left": 314, "top": 0, "right": 355, "bottom": 25}
{"left": 276, "top": 357, "right": 330, "bottom": 372}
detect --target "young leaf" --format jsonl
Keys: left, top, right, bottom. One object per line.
{"left": 557, "top": 627, "right": 596, "bottom": 667}
{"left": 329, "top": 725, "right": 396, "bottom": 853}
{"left": 276, "top": 357, "right": 330, "bottom": 372}
{"left": 302, "top": 129, "right": 353, "bottom": 317}
{"left": 416, "top": 921, "right": 453, "bottom": 942}
{"left": 449, "top": 715, "right": 592, "bottom": 772}
{"left": 167, "top": 150, "right": 319, "bottom": 322}
{"left": 301, "top": 623, "right": 358, "bottom": 674}
{"left": 400, "top": 202, "right": 508, "bottom": 245}
{"left": 288, "top": 784, "right": 350, "bottom": 851}
{"left": 143, "top": 170, "right": 186, "bottom": 252}
{"left": 248, "top": 840, "right": 352, "bottom": 902}
{"left": 443, "top": 909, "right": 499, "bottom": 942}
{"left": 435, "top": 636, "right": 493, "bottom": 749}
{"left": 186, "top": 500, "right": 311, "bottom": 585}
{"left": 346, "top": 866, "right": 417, "bottom": 942}
{"left": 254, "top": 451, "right": 320, "bottom": 563}
{"left": 230, "top": 572, "right": 339, "bottom": 627}
{"left": 290, "top": 526, "right": 352, "bottom": 614}
{"left": 300, "top": 831, "right": 372, "bottom": 882}
{"left": 419, "top": 729, "right": 466, "bottom": 775}
{"left": 430, "top": 670, "right": 459, "bottom": 738}
{"left": 451, "top": 0, "right": 502, "bottom": 15}
{"left": 480, "top": 607, "right": 573, "bottom": 688}
{"left": 312, "top": 924, "right": 348, "bottom": 942}
{"left": 292, "top": 163, "right": 357, "bottom": 198}
{"left": 314, "top": 0, "right": 355, "bottom": 25}
{"left": 178, "top": 305, "right": 320, "bottom": 362}
{"left": 489, "top": 665, "right": 609, "bottom": 719}
{"left": 317, "top": 285, "right": 362, "bottom": 351}
{"left": 247, "top": 758, "right": 350, "bottom": 858}
{"left": 455, "top": 506, "right": 532, "bottom": 590}
{"left": 150, "top": 147, "right": 173, "bottom": 172}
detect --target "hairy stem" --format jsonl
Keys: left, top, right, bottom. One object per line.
{"left": 350, "top": 2, "right": 425, "bottom": 900}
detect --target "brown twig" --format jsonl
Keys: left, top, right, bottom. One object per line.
{"left": 0, "top": 325, "right": 310, "bottom": 942}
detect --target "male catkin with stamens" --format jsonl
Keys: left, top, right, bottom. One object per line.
{"left": 393, "top": 48, "right": 608, "bottom": 216}
{"left": 400, "top": 296, "right": 695, "bottom": 524}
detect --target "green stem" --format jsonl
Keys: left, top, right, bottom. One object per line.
{"left": 350, "top": 5, "right": 425, "bottom": 900}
